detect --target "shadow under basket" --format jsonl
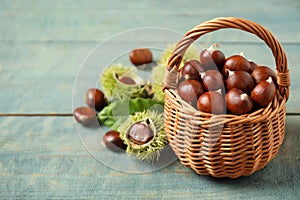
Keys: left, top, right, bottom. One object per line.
{"left": 163, "top": 17, "right": 290, "bottom": 178}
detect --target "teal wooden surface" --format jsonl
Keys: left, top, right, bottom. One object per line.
{"left": 0, "top": 116, "right": 299, "bottom": 199}
{"left": 0, "top": 0, "right": 299, "bottom": 199}
{"left": 1, "top": 42, "right": 299, "bottom": 113}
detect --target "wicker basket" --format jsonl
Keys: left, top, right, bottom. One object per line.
{"left": 163, "top": 17, "right": 290, "bottom": 178}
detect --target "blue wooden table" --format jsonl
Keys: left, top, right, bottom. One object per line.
{"left": 0, "top": 0, "right": 299, "bottom": 199}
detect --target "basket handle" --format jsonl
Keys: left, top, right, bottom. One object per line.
{"left": 164, "top": 17, "right": 290, "bottom": 100}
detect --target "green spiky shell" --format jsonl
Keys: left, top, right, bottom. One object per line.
{"left": 100, "top": 64, "right": 146, "bottom": 100}
{"left": 151, "top": 64, "right": 166, "bottom": 103}
{"left": 158, "top": 44, "right": 200, "bottom": 69}
{"left": 150, "top": 44, "right": 200, "bottom": 103}
{"left": 119, "top": 110, "right": 167, "bottom": 161}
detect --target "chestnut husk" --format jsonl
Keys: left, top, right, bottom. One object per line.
{"left": 251, "top": 77, "right": 276, "bottom": 107}
{"left": 226, "top": 70, "right": 254, "bottom": 94}
{"left": 101, "top": 64, "right": 146, "bottom": 100}
{"left": 119, "top": 110, "right": 167, "bottom": 161}
{"left": 226, "top": 88, "right": 253, "bottom": 115}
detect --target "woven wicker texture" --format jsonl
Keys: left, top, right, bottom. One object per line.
{"left": 163, "top": 17, "right": 290, "bottom": 178}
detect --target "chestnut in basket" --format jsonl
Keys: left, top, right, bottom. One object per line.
{"left": 181, "top": 60, "right": 202, "bottom": 80}
{"left": 226, "top": 70, "right": 254, "bottom": 94}
{"left": 251, "top": 66, "right": 277, "bottom": 84}
{"left": 103, "top": 130, "right": 127, "bottom": 152}
{"left": 249, "top": 60, "right": 258, "bottom": 72}
{"left": 129, "top": 48, "right": 153, "bottom": 66}
{"left": 223, "top": 52, "right": 252, "bottom": 75}
{"left": 200, "top": 44, "right": 225, "bottom": 71}
{"left": 226, "top": 88, "right": 253, "bottom": 115}
{"left": 251, "top": 77, "right": 276, "bottom": 107}
{"left": 178, "top": 79, "right": 205, "bottom": 107}
{"left": 197, "top": 91, "right": 225, "bottom": 114}
{"left": 201, "top": 70, "right": 224, "bottom": 91}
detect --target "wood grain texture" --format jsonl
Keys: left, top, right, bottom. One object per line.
{"left": 0, "top": 116, "right": 299, "bottom": 199}
{"left": 0, "top": 42, "right": 299, "bottom": 113}
{"left": 1, "top": 0, "right": 300, "bottom": 199}
{"left": 0, "top": 0, "right": 299, "bottom": 43}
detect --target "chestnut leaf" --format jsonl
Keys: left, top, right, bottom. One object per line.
{"left": 97, "top": 98, "right": 164, "bottom": 130}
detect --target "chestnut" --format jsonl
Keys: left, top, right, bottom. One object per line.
{"left": 201, "top": 70, "right": 224, "bottom": 91}
{"left": 200, "top": 44, "right": 225, "bottom": 71}
{"left": 181, "top": 60, "right": 202, "bottom": 80}
{"left": 103, "top": 130, "right": 127, "bottom": 152}
{"left": 226, "top": 70, "right": 254, "bottom": 94}
{"left": 85, "top": 88, "right": 107, "bottom": 111}
{"left": 251, "top": 66, "right": 277, "bottom": 84}
{"left": 197, "top": 91, "right": 225, "bottom": 114}
{"left": 226, "top": 88, "right": 253, "bottom": 115}
{"left": 129, "top": 48, "right": 153, "bottom": 66}
{"left": 249, "top": 61, "right": 258, "bottom": 72}
{"left": 127, "top": 120, "right": 154, "bottom": 145}
{"left": 223, "top": 53, "right": 252, "bottom": 75}
{"left": 73, "top": 106, "right": 97, "bottom": 126}
{"left": 251, "top": 77, "right": 276, "bottom": 107}
{"left": 119, "top": 76, "right": 136, "bottom": 85}
{"left": 177, "top": 79, "right": 205, "bottom": 107}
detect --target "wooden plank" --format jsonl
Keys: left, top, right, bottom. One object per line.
{"left": 0, "top": 116, "right": 299, "bottom": 199}
{"left": 0, "top": 0, "right": 299, "bottom": 43}
{"left": 0, "top": 41, "right": 299, "bottom": 113}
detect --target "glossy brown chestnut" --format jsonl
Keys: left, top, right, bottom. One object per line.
{"left": 181, "top": 60, "right": 202, "bottom": 80}
{"left": 73, "top": 106, "right": 97, "bottom": 126}
{"left": 199, "top": 44, "right": 225, "bottom": 71}
{"left": 129, "top": 48, "right": 153, "bottom": 66}
{"left": 251, "top": 77, "right": 276, "bottom": 107}
{"left": 251, "top": 66, "right": 277, "bottom": 84}
{"left": 249, "top": 61, "right": 258, "bottom": 72}
{"left": 177, "top": 79, "right": 205, "bottom": 107}
{"left": 226, "top": 88, "right": 253, "bottom": 115}
{"left": 85, "top": 88, "right": 106, "bottom": 111}
{"left": 226, "top": 70, "right": 254, "bottom": 94}
{"left": 202, "top": 70, "right": 224, "bottom": 91}
{"left": 119, "top": 76, "right": 136, "bottom": 85}
{"left": 223, "top": 54, "right": 252, "bottom": 75}
{"left": 103, "top": 130, "right": 127, "bottom": 152}
{"left": 197, "top": 91, "right": 225, "bottom": 114}
{"left": 128, "top": 120, "right": 154, "bottom": 145}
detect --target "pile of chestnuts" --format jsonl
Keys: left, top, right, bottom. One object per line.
{"left": 73, "top": 87, "right": 127, "bottom": 152}
{"left": 74, "top": 47, "right": 169, "bottom": 158}
{"left": 177, "top": 44, "right": 277, "bottom": 115}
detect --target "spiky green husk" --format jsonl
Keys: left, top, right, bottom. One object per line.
{"left": 151, "top": 64, "right": 166, "bottom": 103}
{"left": 119, "top": 110, "right": 167, "bottom": 161}
{"left": 158, "top": 44, "right": 200, "bottom": 69}
{"left": 100, "top": 64, "right": 146, "bottom": 100}
{"left": 150, "top": 44, "right": 200, "bottom": 103}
